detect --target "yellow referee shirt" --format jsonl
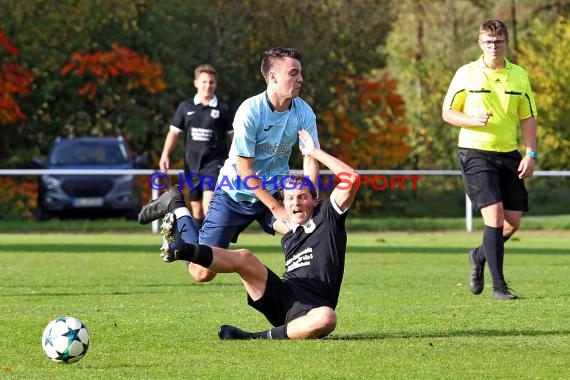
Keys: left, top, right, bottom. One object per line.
{"left": 442, "top": 56, "right": 537, "bottom": 152}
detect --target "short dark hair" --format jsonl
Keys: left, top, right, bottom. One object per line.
{"left": 279, "top": 175, "right": 318, "bottom": 199}
{"left": 260, "top": 47, "right": 302, "bottom": 82}
{"left": 479, "top": 19, "right": 509, "bottom": 40}
{"left": 194, "top": 64, "right": 216, "bottom": 79}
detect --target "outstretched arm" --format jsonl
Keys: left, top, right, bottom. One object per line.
{"left": 298, "top": 130, "right": 359, "bottom": 211}
{"left": 303, "top": 154, "right": 319, "bottom": 188}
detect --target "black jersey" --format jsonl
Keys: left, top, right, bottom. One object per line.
{"left": 170, "top": 95, "right": 234, "bottom": 175}
{"left": 281, "top": 199, "right": 348, "bottom": 309}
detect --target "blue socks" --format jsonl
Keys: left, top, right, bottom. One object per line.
{"left": 176, "top": 215, "right": 198, "bottom": 243}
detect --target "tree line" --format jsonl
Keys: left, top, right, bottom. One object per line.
{"left": 1, "top": 0, "right": 568, "bottom": 173}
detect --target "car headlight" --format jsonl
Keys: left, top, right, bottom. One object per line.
{"left": 117, "top": 174, "right": 133, "bottom": 182}
{"left": 42, "top": 175, "right": 61, "bottom": 190}
{"left": 115, "top": 174, "right": 133, "bottom": 185}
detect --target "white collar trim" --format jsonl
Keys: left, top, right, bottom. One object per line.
{"left": 292, "top": 218, "right": 316, "bottom": 233}
{"left": 193, "top": 94, "right": 218, "bottom": 107}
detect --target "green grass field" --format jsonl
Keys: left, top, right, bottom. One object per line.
{"left": 1, "top": 230, "right": 569, "bottom": 379}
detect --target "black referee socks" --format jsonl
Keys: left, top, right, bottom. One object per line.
{"left": 482, "top": 225, "right": 506, "bottom": 289}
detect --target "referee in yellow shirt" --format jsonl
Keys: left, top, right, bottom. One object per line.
{"left": 442, "top": 19, "right": 538, "bottom": 300}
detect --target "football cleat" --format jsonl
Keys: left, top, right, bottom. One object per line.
{"left": 138, "top": 186, "right": 186, "bottom": 225}
{"left": 218, "top": 325, "right": 254, "bottom": 340}
{"left": 468, "top": 249, "right": 485, "bottom": 295}
{"left": 159, "top": 212, "right": 184, "bottom": 262}
{"left": 493, "top": 285, "right": 519, "bottom": 300}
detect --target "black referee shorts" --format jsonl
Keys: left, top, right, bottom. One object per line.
{"left": 458, "top": 148, "right": 528, "bottom": 212}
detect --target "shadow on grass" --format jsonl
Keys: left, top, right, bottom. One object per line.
{"left": 1, "top": 281, "right": 244, "bottom": 296}
{"left": 1, "top": 244, "right": 568, "bottom": 255}
{"left": 0, "top": 243, "right": 155, "bottom": 253}
{"left": 329, "top": 328, "right": 570, "bottom": 340}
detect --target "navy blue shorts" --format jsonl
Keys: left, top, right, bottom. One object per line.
{"left": 247, "top": 268, "right": 316, "bottom": 327}
{"left": 198, "top": 188, "right": 277, "bottom": 248}
{"left": 458, "top": 148, "right": 528, "bottom": 212}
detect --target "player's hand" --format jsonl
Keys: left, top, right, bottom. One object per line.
{"left": 518, "top": 155, "right": 535, "bottom": 179}
{"left": 298, "top": 130, "right": 316, "bottom": 156}
{"left": 159, "top": 156, "right": 170, "bottom": 173}
{"left": 272, "top": 205, "right": 294, "bottom": 230}
{"left": 472, "top": 112, "right": 492, "bottom": 127}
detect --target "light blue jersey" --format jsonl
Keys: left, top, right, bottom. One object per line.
{"left": 217, "top": 92, "right": 319, "bottom": 202}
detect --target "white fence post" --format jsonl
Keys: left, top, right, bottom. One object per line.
{"left": 151, "top": 187, "right": 159, "bottom": 234}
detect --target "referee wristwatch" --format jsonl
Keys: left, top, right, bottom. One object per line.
{"left": 526, "top": 151, "right": 537, "bottom": 160}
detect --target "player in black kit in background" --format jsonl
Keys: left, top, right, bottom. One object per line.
{"left": 159, "top": 64, "right": 234, "bottom": 228}
{"left": 159, "top": 130, "right": 360, "bottom": 340}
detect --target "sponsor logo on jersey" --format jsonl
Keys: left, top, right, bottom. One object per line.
{"left": 256, "top": 144, "right": 289, "bottom": 154}
{"left": 191, "top": 127, "right": 213, "bottom": 141}
{"left": 286, "top": 247, "right": 314, "bottom": 272}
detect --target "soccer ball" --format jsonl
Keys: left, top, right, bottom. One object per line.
{"left": 41, "top": 316, "right": 90, "bottom": 364}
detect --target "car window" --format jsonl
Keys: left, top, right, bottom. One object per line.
{"left": 100, "top": 144, "right": 129, "bottom": 165}
{"left": 49, "top": 144, "right": 77, "bottom": 166}
{"left": 48, "top": 141, "right": 130, "bottom": 166}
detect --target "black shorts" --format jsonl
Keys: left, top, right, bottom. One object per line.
{"left": 183, "top": 162, "right": 222, "bottom": 200}
{"left": 188, "top": 188, "right": 212, "bottom": 202}
{"left": 247, "top": 268, "right": 318, "bottom": 327}
{"left": 458, "top": 148, "right": 528, "bottom": 212}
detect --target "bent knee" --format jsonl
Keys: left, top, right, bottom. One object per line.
{"left": 235, "top": 248, "right": 253, "bottom": 258}
{"left": 235, "top": 248, "right": 262, "bottom": 267}
{"left": 313, "top": 308, "right": 337, "bottom": 334}
{"left": 504, "top": 218, "right": 521, "bottom": 237}
{"left": 187, "top": 264, "right": 216, "bottom": 283}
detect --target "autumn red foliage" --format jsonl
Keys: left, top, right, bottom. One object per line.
{"left": 0, "top": 31, "right": 36, "bottom": 125}
{"left": 0, "top": 176, "right": 38, "bottom": 220}
{"left": 60, "top": 44, "right": 166, "bottom": 99}
{"left": 319, "top": 72, "right": 412, "bottom": 212}
{"left": 322, "top": 72, "right": 411, "bottom": 169}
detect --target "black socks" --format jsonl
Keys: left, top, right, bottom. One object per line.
{"left": 192, "top": 218, "right": 204, "bottom": 230}
{"left": 481, "top": 225, "right": 506, "bottom": 290}
{"left": 250, "top": 325, "right": 288, "bottom": 340}
{"left": 176, "top": 243, "right": 213, "bottom": 267}
{"left": 473, "top": 231, "right": 512, "bottom": 263}
{"left": 219, "top": 325, "right": 289, "bottom": 340}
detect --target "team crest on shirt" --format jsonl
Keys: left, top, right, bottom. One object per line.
{"left": 210, "top": 110, "right": 220, "bottom": 119}
{"left": 293, "top": 218, "right": 316, "bottom": 234}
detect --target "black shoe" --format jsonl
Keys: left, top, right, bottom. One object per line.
{"left": 138, "top": 186, "right": 186, "bottom": 225}
{"left": 468, "top": 249, "right": 485, "bottom": 295}
{"left": 218, "top": 325, "right": 254, "bottom": 340}
{"left": 159, "top": 212, "right": 184, "bottom": 262}
{"left": 493, "top": 285, "right": 519, "bottom": 300}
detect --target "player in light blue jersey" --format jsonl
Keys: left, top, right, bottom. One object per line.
{"left": 218, "top": 90, "right": 319, "bottom": 202}
{"left": 139, "top": 47, "right": 320, "bottom": 283}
